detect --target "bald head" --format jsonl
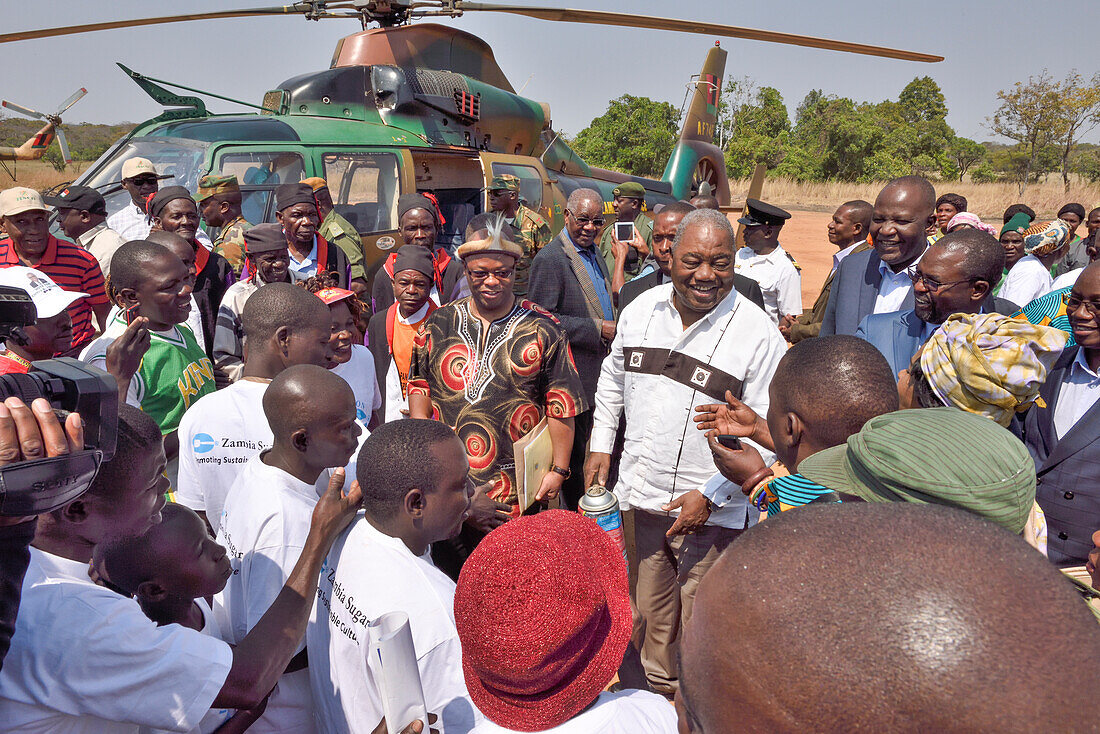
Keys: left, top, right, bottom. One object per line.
{"left": 689, "top": 194, "right": 719, "bottom": 210}
{"left": 872, "top": 176, "right": 936, "bottom": 270}
{"left": 145, "top": 229, "right": 192, "bottom": 255}
{"left": 109, "top": 241, "right": 179, "bottom": 292}
{"left": 242, "top": 281, "right": 330, "bottom": 346}
{"left": 770, "top": 335, "right": 898, "bottom": 453}
{"left": 263, "top": 364, "right": 354, "bottom": 440}
{"left": 679, "top": 503, "right": 1100, "bottom": 733}
{"left": 879, "top": 175, "right": 937, "bottom": 212}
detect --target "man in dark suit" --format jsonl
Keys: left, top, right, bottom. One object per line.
{"left": 1024, "top": 263, "right": 1100, "bottom": 566}
{"left": 855, "top": 229, "right": 1019, "bottom": 377}
{"left": 783, "top": 200, "right": 872, "bottom": 343}
{"left": 528, "top": 188, "right": 616, "bottom": 508}
{"left": 620, "top": 202, "right": 766, "bottom": 312}
{"left": 821, "top": 176, "right": 937, "bottom": 336}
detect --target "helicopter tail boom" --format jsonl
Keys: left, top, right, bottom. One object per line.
{"left": 662, "top": 44, "right": 729, "bottom": 204}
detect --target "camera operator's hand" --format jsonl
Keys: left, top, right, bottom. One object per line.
{"left": 0, "top": 397, "right": 83, "bottom": 525}
{"left": 105, "top": 317, "right": 150, "bottom": 403}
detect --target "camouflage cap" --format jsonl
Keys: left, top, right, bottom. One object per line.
{"left": 195, "top": 174, "right": 240, "bottom": 202}
{"left": 486, "top": 174, "right": 520, "bottom": 192}
{"left": 612, "top": 181, "right": 645, "bottom": 199}
{"left": 301, "top": 177, "right": 328, "bottom": 193}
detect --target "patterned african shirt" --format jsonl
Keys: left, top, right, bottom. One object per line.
{"left": 1014, "top": 286, "right": 1076, "bottom": 347}
{"left": 508, "top": 203, "right": 553, "bottom": 297}
{"left": 212, "top": 214, "right": 251, "bottom": 275}
{"left": 407, "top": 297, "right": 587, "bottom": 508}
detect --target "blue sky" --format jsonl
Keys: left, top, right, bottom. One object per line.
{"left": 3, "top": 0, "right": 1098, "bottom": 144}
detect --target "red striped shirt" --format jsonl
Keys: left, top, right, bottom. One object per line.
{"left": 0, "top": 235, "right": 108, "bottom": 351}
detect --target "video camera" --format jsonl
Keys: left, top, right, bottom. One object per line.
{"left": 0, "top": 285, "right": 117, "bottom": 516}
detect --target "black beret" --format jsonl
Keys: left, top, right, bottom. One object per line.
{"left": 243, "top": 223, "right": 288, "bottom": 255}
{"left": 393, "top": 245, "right": 435, "bottom": 278}
{"left": 397, "top": 193, "right": 438, "bottom": 223}
{"left": 148, "top": 186, "right": 194, "bottom": 218}
{"left": 275, "top": 183, "right": 317, "bottom": 212}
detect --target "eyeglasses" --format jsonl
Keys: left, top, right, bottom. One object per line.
{"left": 907, "top": 271, "right": 976, "bottom": 292}
{"left": 1063, "top": 292, "right": 1100, "bottom": 318}
{"left": 566, "top": 210, "right": 604, "bottom": 228}
{"left": 466, "top": 267, "right": 514, "bottom": 281}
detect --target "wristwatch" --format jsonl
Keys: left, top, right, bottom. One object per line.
{"left": 550, "top": 464, "right": 571, "bottom": 479}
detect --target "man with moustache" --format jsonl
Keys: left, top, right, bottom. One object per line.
{"left": 585, "top": 208, "right": 784, "bottom": 697}
{"left": 821, "top": 176, "right": 937, "bottom": 336}
{"left": 782, "top": 200, "right": 872, "bottom": 343}
{"left": 854, "top": 229, "right": 1019, "bottom": 378}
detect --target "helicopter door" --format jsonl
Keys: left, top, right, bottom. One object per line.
{"left": 478, "top": 153, "right": 553, "bottom": 223}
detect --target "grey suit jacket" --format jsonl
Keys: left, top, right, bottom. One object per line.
{"left": 527, "top": 232, "right": 610, "bottom": 402}
{"left": 1024, "top": 346, "right": 1100, "bottom": 565}
{"left": 820, "top": 248, "right": 889, "bottom": 337}
{"left": 854, "top": 297, "right": 1021, "bottom": 378}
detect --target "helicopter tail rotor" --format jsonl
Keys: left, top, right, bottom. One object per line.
{"left": 1, "top": 89, "right": 86, "bottom": 164}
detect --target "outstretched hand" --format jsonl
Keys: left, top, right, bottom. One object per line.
{"left": 694, "top": 390, "right": 760, "bottom": 438}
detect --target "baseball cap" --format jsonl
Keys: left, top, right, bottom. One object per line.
{"left": 42, "top": 185, "right": 107, "bottom": 216}
{"left": 0, "top": 266, "right": 87, "bottom": 319}
{"left": 120, "top": 157, "right": 157, "bottom": 181}
{"left": 798, "top": 407, "right": 1036, "bottom": 534}
{"left": 0, "top": 187, "right": 48, "bottom": 218}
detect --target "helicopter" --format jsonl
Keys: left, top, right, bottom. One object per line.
{"left": 2, "top": 0, "right": 941, "bottom": 280}
{"left": 1, "top": 88, "right": 87, "bottom": 165}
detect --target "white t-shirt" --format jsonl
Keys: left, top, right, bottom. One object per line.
{"left": 215, "top": 454, "right": 328, "bottom": 733}
{"left": 308, "top": 517, "right": 481, "bottom": 734}
{"left": 999, "top": 254, "right": 1053, "bottom": 307}
{"left": 0, "top": 548, "right": 232, "bottom": 733}
{"left": 141, "top": 598, "right": 236, "bottom": 734}
{"left": 733, "top": 245, "right": 802, "bottom": 324}
{"left": 469, "top": 689, "right": 677, "bottom": 734}
{"left": 175, "top": 379, "right": 272, "bottom": 535}
{"left": 331, "top": 343, "right": 383, "bottom": 428}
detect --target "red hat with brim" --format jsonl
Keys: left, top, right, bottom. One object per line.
{"left": 314, "top": 286, "right": 355, "bottom": 306}
{"left": 454, "top": 510, "right": 632, "bottom": 731}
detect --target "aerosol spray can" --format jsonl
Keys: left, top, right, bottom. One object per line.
{"left": 578, "top": 485, "right": 628, "bottom": 563}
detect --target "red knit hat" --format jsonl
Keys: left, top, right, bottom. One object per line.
{"left": 454, "top": 510, "right": 631, "bottom": 731}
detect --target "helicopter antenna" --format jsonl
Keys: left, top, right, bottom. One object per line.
{"left": 517, "top": 74, "right": 534, "bottom": 96}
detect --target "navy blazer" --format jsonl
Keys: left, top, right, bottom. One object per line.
{"left": 820, "top": 248, "right": 889, "bottom": 337}
{"left": 1024, "top": 346, "right": 1100, "bottom": 565}
{"left": 854, "top": 297, "right": 1021, "bottom": 378}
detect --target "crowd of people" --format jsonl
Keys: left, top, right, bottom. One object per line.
{"left": 0, "top": 156, "right": 1097, "bottom": 733}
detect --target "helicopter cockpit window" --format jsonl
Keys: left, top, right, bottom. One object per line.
{"left": 322, "top": 153, "right": 399, "bottom": 234}
{"left": 216, "top": 151, "right": 305, "bottom": 225}
{"left": 489, "top": 163, "right": 543, "bottom": 210}
{"left": 80, "top": 138, "right": 210, "bottom": 220}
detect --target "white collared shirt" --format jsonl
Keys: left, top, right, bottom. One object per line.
{"left": 0, "top": 548, "right": 232, "bottom": 733}
{"left": 831, "top": 239, "right": 866, "bottom": 274}
{"left": 873, "top": 252, "right": 924, "bottom": 314}
{"left": 216, "top": 454, "right": 330, "bottom": 732}
{"left": 77, "top": 221, "right": 127, "bottom": 277}
{"left": 591, "top": 283, "right": 784, "bottom": 529}
{"left": 733, "top": 244, "right": 802, "bottom": 324}
{"left": 999, "top": 254, "right": 1053, "bottom": 307}
{"left": 1053, "top": 349, "right": 1100, "bottom": 439}
{"left": 308, "top": 515, "right": 481, "bottom": 734}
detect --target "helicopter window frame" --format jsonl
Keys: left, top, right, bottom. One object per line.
{"left": 488, "top": 162, "right": 543, "bottom": 210}
{"left": 321, "top": 151, "right": 400, "bottom": 234}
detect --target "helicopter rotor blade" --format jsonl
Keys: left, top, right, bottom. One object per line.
{"left": 55, "top": 88, "right": 87, "bottom": 116}
{"left": 1, "top": 100, "right": 45, "bottom": 119}
{"left": 55, "top": 127, "right": 72, "bottom": 165}
{"left": 0, "top": 4, "right": 323, "bottom": 44}
{"left": 444, "top": 3, "right": 943, "bottom": 63}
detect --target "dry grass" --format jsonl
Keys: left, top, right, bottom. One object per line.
{"left": 730, "top": 175, "right": 1100, "bottom": 220}
{"left": 0, "top": 160, "right": 92, "bottom": 192}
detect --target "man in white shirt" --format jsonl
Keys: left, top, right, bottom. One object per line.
{"left": 44, "top": 184, "right": 126, "bottom": 278}
{"left": 308, "top": 418, "right": 479, "bottom": 734}
{"left": 733, "top": 197, "right": 801, "bottom": 325}
{"left": 176, "top": 281, "right": 335, "bottom": 533}
{"left": 584, "top": 208, "right": 785, "bottom": 697}
{"left": 821, "top": 176, "right": 936, "bottom": 335}
{"left": 106, "top": 156, "right": 160, "bottom": 241}
{"left": 218, "top": 365, "right": 362, "bottom": 733}
{"left": 456, "top": 510, "right": 677, "bottom": 734}
{"left": 0, "top": 402, "right": 362, "bottom": 732}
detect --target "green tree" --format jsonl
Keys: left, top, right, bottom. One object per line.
{"left": 948, "top": 137, "right": 986, "bottom": 180}
{"left": 41, "top": 148, "right": 67, "bottom": 173}
{"left": 988, "top": 71, "right": 1063, "bottom": 195}
{"left": 570, "top": 95, "right": 681, "bottom": 178}
{"left": 876, "top": 78, "right": 955, "bottom": 178}
{"left": 723, "top": 86, "right": 790, "bottom": 177}
{"left": 1053, "top": 71, "right": 1100, "bottom": 194}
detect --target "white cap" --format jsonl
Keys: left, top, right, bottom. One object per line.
{"left": 121, "top": 157, "right": 157, "bottom": 180}
{"left": 0, "top": 267, "right": 86, "bottom": 319}
{"left": 0, "top": 187, "right": 47, "bottom": 218}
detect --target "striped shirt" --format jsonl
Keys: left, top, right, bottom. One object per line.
{"left": 765, "top": 473, "right": 836, "bottom": 517}
{"left": 0, "top": 236, "right": 108, "bottom": 351}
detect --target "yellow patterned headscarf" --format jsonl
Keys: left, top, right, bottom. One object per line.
{"left": 920, "top": 313, "right": 1068, "bottom": 427}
